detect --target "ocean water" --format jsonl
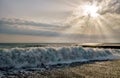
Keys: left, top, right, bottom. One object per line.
{"left": 0, "top": 43, "right": 76, "bottom": 48}
{"left": 0, "top": 43, "right": 120, "bottom": 71}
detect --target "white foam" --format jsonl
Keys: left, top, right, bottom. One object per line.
{"left": 0, "top": 46, "right": 120, "bottom": 69}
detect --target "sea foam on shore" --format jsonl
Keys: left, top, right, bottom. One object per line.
{"left": 0, "top": 46, "right": 120, "bottom": 70}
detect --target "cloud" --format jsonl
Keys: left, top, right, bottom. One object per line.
{"left": 0, "top": 0, "right": 120, "bottom": 43}
{"left": 98, "top": 0, "right": 120, "bottom": 14}
{"left": 108, "top": 0, "right": 120, "bottom": 14}
{"left": 74, "top": 0, "right": 120, "bottom": 15}
{"left": 0, "top": 18, "right": 62, "bottom": 29}
{"left": 0, "top": 18, "right": 63, "bottom": 37}
{"left": 61, "top": 33, "right": 120, "bottom": 43}
{"left": 0, "top": 25, "right": 60, "bottom": 37}
{"left": 0, "top": 18, "right": 119, "bottom": 42}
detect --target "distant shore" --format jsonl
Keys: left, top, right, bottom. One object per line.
{"left": 81, "top": 43, "right": 120, "bottom": 49}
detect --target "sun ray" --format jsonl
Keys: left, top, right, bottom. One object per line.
{"left": 59, "top": 0, "right": 120, "bottom": 42}
{"left": 83, "top": 4, "right": 99, "bottom": 18}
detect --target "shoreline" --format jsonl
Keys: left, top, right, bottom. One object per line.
{"left": 1, "top": 60, "right": 120, "bottom": 78}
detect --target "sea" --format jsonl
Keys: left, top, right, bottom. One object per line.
{"left": 0, "top": 43, "right": 120, "bottom": 76}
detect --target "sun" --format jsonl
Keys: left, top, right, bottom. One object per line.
{"left": 83, "top": 4, "right": 99, "bottom": 18}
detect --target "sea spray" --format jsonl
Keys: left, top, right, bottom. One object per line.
{"left": 0, "top": 46, "right": 120, "bottom": 69}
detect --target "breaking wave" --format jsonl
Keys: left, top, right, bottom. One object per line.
{"left": 0, "top": 46, "right": 120, "bottom": 69}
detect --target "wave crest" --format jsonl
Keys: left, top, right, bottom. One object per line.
{"left": 0, "top": 46, "right": 120, "bottom": 69}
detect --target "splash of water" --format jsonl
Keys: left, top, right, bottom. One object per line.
{"left": 0, "top": 46, "right": 120, "bottom": 69}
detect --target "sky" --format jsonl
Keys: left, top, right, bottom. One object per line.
{"left": 0, "top": 0, "right": 120, "bottom": 43}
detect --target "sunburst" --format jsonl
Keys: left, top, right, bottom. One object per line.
{"left": 83, "top": 4, "right": 99, "bottom": 18}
